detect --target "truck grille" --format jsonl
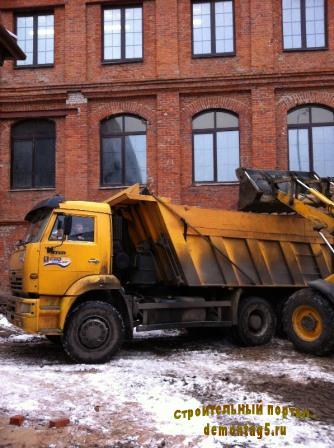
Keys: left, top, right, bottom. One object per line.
{"left": 10, "top": 271, "right": 23, "bottom": 292}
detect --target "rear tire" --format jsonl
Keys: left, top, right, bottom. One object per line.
{"left": 283, "top": 289, "right": 334, "bottom": 356}
{"left": 63, "top": 301, "right": 124, "bottom": 364}
{"left": 234, "top": 296, "right": 276, "bottom": 346}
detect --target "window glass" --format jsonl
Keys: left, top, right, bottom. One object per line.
{"left": 124, "top": 116, "right": 146, "bottom": 133}
{"left": 49, "top": 214, "right": 65, "bottom": 240}
{"left": 25, "top": 212, "right": 51, "bottom": 243}
{"left": 305, "top": 0, "right": 325, "bottom": 48}
{"left": 16, "top": 13, "right": 54, "bottom": 66}
{"left": 215, "top": 1, "right": 234, "bottom": 53}
{"left": 101, "top": 115, "right": 147, "bottom": 186}
{"left": 102, "top": 137, "right": 122, "bottom": 185}
{"left": 216, "top": 111, "right": 238, "bottom": 128}
{"left": 12, "top": 140, "right": 33, "bottom": 188}
{"left": 193, "top": 2, "right": 212, "bottom": 55}
{"left": 311, "top": 107, "right": 334, "bottom": 124}
{"left": 104, "top": 9, "right": 121, "bottom": 60}
{"left": 192, "top": 1, "right": 234, "bottom": 56}
{"left": 104, "top": 7, "right": 143, "bottom": 61}
{"left": 50, "top": 216, "right": 95, "bottom": 242}
{"left": 125, "top": 135, "right": 147, "bottom": 184}
{"left": 313, "top": 126, "right": 334, "bottom": 176}
{"left": 289, "top": 128, "right": 309, "bottom": 170}
{"left": 287, "top": 107, "right": 310, "bottom": 124}
{"left": 283, "top": 0, "right": 302, "bottom": 49}
{"left": 193, "top": 112, "right": 215, "bottom": 129}
{"left": 69, "top": 217, "right": 94, "bottom": 242}
{"left": 193, "top": 110, "right": 239, "bottom": 182}
{"left": 101, "top": 116, "right": 123, "bottom": 135}
{"left": 11, "top": 120, "right": 55, "bottom": 189}
{"left": 34, "top": 138, "right": 55, "bottom": 187}
{"left": 125, "top": 7, "right": 143, "bottom": 59}
{"left": 16, "top": 16, "right": 34, "bottom": 65}
{"left": 282, "top": 0, "right": 326, "bottom": 49}
{"left": 37, "top": 15, "right": 54, "bottom": 64}
{"left": 288, "top": 106, "right": 334, "bottom": 176}
{"left": 217, "top": 130, "right": 239, "bottom": 181}
{"left": 194, "top": 134, "right": 214, "bottom": 181}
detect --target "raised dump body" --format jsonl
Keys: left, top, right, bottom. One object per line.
{"left": 107, "top": 185, "right": 332, "bottom": 290}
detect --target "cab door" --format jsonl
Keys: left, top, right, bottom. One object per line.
{"left": 38, "top": 213, "right": 103, "bottom": 296}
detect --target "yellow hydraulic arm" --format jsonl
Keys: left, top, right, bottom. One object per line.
{"left": 276, "top": 179, "right": 334, "bottom": 235}
{"left": 237, "top": 168, "right": 334, "bottom": 253}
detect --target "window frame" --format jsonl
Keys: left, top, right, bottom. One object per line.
{"left": 287, "top": 105, "right": 334, "bottom": 172}
{"left": 10, "top": 119, "right": 56, "bottom": 190}
{"left": 191, "top": 0, "right": 236, "bottom": 59}
{"left": 102, "top": 5, "right": 144, "bottom": 64}
{"left": 14, "top": 10, "right": 55, "bottom": 69}
{"left": 100, "top": 114, "right": 147, "bottom": 187}
{"left": 192, "top": 109, "right": 240, "bottom": 184}
{"left": 282, "top": 0, "right": 328, "bottom": 52}
{"left": 49, "top": 214, "right": 96, "bottom": 244}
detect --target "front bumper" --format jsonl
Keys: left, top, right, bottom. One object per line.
{"left": 6, "top": 297, "right": 39, "bottom": 333}
{"left": 6, "top": 296, "right": 61, "bottom": 335}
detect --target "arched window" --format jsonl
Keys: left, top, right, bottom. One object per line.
{"left": 288, "top": 106, "right": 334, "bottom": 176}
{"left": 101, "top": 114, "right": 147, "bottom": 186}
{"left": 11, "top": 119, "right": 55, "bottom": 189}
{"left": 192, "top": 110, "right": 239, "bottom": 182}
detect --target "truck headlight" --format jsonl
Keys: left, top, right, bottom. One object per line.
{"left": 17, "top": 303, "right": 32, "bottom": 314}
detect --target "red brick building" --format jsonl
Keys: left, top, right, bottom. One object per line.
{"left": 0, "top": 0, "right": 334, "bottom": 288}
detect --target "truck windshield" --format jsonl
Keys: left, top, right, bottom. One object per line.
{"left": 24, "top": 212, "right": 51, "bottom": 243}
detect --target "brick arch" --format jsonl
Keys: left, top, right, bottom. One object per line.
{"left": 183, "top": 96, "right": 246, "bottom": 119}
{"left": 277, "top": 92, "right": 334, "bottom": 115}
{"left": 93, "top": 101, "right": 155, "bottom": 125}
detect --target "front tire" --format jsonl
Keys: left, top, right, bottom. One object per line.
{"left": 63, "top": 301, "right": 124, "bottom": 364}
{"left": 283, "top": 289, "right": 334, "bottom": 356}
{"left": 234, "top": 296, "right": 276, "bottom": 346}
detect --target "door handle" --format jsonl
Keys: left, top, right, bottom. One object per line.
{"left": 88, "top": 258, "right": 100, "bottom": 264}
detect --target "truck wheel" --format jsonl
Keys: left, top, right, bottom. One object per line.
{"left": 283, "top": 289, "right": 334, "bottom": 356}
{"left": 235, "top": 297, "right": 276, "bottom": 346}
{"left": 63, "top": 301, "right": 124, "bottom": 364}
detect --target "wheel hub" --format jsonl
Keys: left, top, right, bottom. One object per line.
{"left": 292, "top": 305, "right": 323, "bottom": 342}
{"left": 79, "top": 318, "right": 109, "bottom": 349}
{"left": 249, "top": 312, "right": 263, "bottom": 331}
{"left": 301, "top": 315, "right": 317, "bottom": 332}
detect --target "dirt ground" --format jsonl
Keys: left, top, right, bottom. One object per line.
{"left": 0, "top": 316, "right": 334, "bottom": 448}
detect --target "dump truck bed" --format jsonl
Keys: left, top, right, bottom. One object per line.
{"left": 106, "top": 186, "right": 332, "bottom": 288}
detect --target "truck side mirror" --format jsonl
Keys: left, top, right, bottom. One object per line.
{"left": 63, "top": 215, "right": 72, "bottom": 236}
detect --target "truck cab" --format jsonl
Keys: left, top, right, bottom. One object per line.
{"left": 7, "top": 196, "right": 117, "bottom": 335}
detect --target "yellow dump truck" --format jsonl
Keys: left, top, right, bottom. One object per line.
{"left": 5, "top": 182, "right": 334, "bottom": 363}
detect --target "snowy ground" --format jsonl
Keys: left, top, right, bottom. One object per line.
{"left": 0, "top": 314, "right": 334, "bottom": 448}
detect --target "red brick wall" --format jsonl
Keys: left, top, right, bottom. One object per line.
{"left": 0, "top": 0, "right": 334, "bottom": 289}
{"left": 0, "top": 224, "right": 27, "bottom": 293}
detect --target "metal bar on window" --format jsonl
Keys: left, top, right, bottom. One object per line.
{"left": 33, "top": 15, "right": 38, "bottom": 65}
{"left": 121, "top": 8, "right": 125, "bottom": 61}
{"left": 300, "top": 0, "right": 307, "bottom": 49}
{"left": 211, "top": 1, "right": 216, "bottom": 55}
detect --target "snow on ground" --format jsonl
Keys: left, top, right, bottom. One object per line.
{"left": 0, "top": 314, "right": 334, "bottom": 447}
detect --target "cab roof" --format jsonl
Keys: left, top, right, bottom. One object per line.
{"left": 59, "top": 201, "right": 110, "bottom": 214}
{"left": 25, "top": 195, "right": 110, "bottom": 222}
